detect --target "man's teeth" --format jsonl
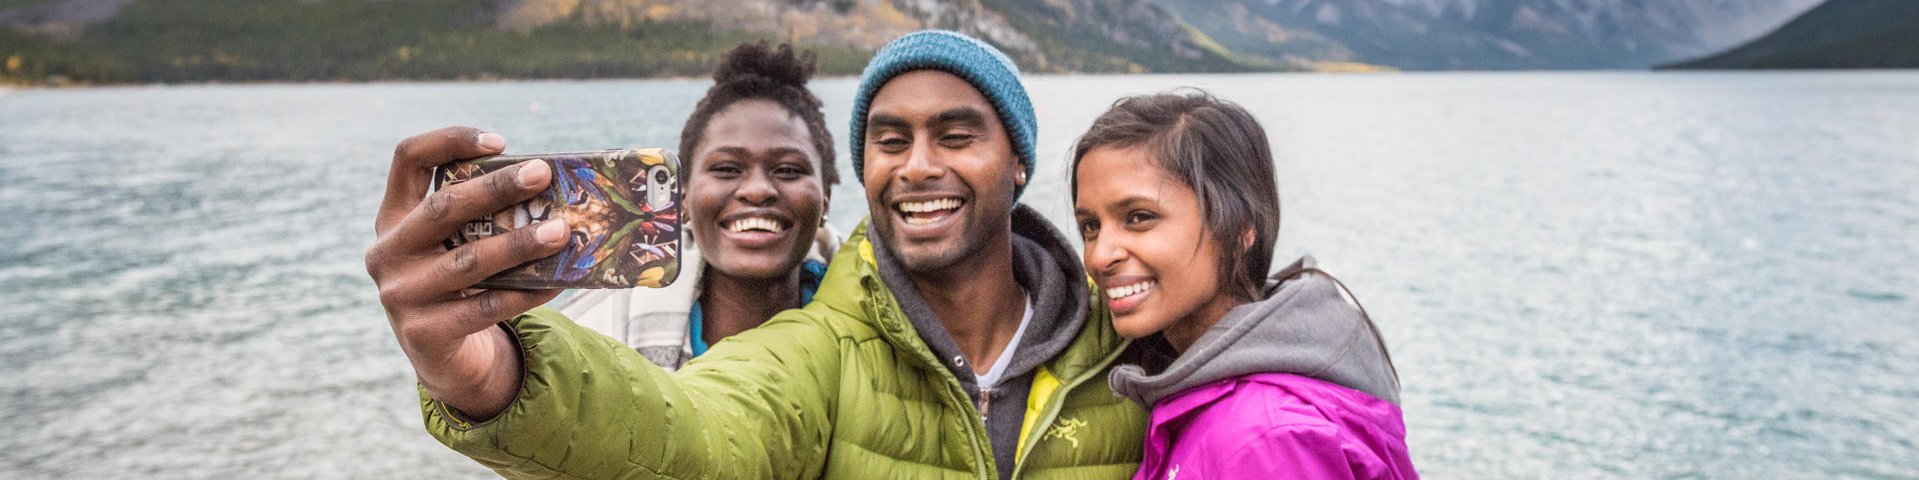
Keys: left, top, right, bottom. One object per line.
{"left": 900, "top": 198, "right": 962, "bottom": 225}
{"left": 1106, "top": 281, "right": 1155, "bottom": 299}
{"left": 899, "top": 198, "right": 962, "bottom": 213}
{"left": 728, "top": 217, "right": 783, "bottom": 233}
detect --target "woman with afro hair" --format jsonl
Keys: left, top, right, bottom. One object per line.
{"left": 557, "top": 41, "right": 844, "bottom": 370}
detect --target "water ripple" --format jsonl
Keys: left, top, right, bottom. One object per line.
{"left": 3, "top": 73, "right": 1916, "bottom": 478}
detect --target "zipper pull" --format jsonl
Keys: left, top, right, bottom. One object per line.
{"left": 978, "top": 387, "right": 992, "bottom": 421}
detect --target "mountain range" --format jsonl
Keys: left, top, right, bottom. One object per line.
{"left": 1660, "top": 0, "right": 1919, "bottom": 69}
{"left": 487, "top": 0, "right": 1249, "bottom": 72}
{"left": 1158, "top": 0, "right": 1824, "bottom": 70}
{"left": 0, "top": 0, "right": 1901, "bottom": 84}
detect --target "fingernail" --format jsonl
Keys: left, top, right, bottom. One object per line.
{"left": 476, "top": 132, "right": 505, "bottom": 150}
{"left": 517, "top": 161, "right": 549, "bottom": 188}
{"left": 536, "top": 220, "right": 566, "bottom": 244}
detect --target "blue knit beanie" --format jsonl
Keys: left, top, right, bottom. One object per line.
{"left": 849, "top": 30, "right": 1037, "bottom": 198}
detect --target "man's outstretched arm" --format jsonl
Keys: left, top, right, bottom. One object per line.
{"left": 421, "top": 307, "right": 844, "bottom": 479}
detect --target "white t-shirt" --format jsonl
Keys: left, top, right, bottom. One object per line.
{"left": 974, "top": 296, "right": 1034, "bottom": 389}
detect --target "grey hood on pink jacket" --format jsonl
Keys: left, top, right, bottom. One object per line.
{"left": 1109, "top": 256, "right": 1402, "bottom": 406}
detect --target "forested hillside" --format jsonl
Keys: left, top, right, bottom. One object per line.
{"left": 1661, "top": 0, "right": 1919, "bottom": 69}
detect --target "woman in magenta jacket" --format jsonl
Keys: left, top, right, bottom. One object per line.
{"left": 1071, "top": 89, "right": 1419, "bottom": 480}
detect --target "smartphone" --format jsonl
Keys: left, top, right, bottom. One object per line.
{"left": 429, "top": 148, "right": 682, "bottom": 290}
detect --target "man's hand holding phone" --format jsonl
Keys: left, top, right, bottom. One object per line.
{"left": 365, "top": 126, "right": 562, "bottom": 421}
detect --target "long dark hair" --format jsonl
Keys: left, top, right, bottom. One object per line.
{"left": 679, "top": 41, "right": 838, "bottom": 186}
{"left": 1069, "top": 89, "right": 1279, "bottom": 301}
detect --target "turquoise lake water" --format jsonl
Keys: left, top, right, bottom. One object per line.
{"left": 2, "top": 71, "right": 1915, "bottom": 478}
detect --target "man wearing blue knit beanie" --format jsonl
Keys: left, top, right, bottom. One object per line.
{"left": 415, "top": 30, "right": 1148, "bottom": 480}
{"left": 836, "top": 29, "right": 1146, "bottom": 479}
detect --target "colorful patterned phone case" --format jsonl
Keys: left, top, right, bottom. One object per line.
{"left": 430, "top": 148, "right": 682, "bottom": 289}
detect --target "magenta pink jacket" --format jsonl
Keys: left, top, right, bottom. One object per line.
{"left": 1110, "top": 258, "right": 1417, "bottom": 480}
{"left": 1132, "top": 373, "right": 1416, "bottom": 480}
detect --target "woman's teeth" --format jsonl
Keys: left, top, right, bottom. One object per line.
{"left": 728, "top": 217, "right": 784, "bottom": 233}
{"left": 899, "top": 198, "right": 962, "bottom": 225}
{"left": 1106, "top": 281, "right": 1155, "bottom": 299}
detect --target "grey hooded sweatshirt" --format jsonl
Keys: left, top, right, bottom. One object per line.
{"left": 870, "top": 204, "right": 1093, "bottom": 479}
{"left": 1109, "top": 256, "right": 1402, "bottom": 407}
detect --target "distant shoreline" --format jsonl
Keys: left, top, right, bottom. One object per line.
{"left": 0, "top": 75, "right": 718, "bottom": 89}
{"left": 10, "top": 68, "right": 1919, "bottom": 90}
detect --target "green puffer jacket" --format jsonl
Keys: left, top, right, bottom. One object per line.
{"left": 422, "top": 222, "right": 1148, "bottom": 479}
